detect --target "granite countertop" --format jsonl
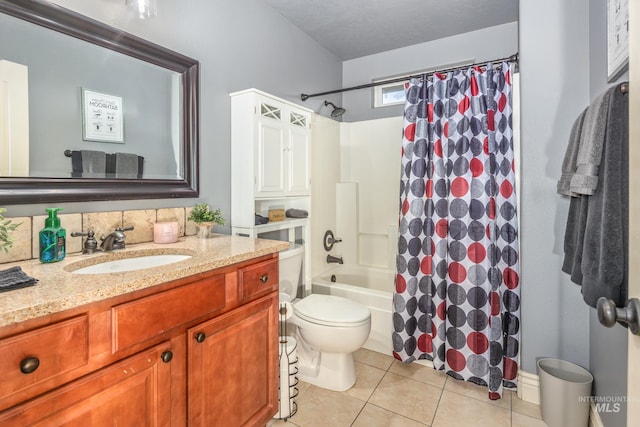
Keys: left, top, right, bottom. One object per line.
{"left": 0, "top": 235, "right": 290, "bottom": 329}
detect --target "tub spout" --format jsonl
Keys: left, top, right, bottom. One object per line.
{"left": 327, "top": 254, "right": 343, "bottom": 264}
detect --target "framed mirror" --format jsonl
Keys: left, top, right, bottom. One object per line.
{"left": 0, "top": 0, "right": 199, "bottom": 204}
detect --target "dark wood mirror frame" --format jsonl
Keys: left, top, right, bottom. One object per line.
{"left": 0, "top": 0, "right": 199, "bottom": 204}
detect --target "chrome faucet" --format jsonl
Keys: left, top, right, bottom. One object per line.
{"left": 326, "top": 254, "right": 343, "bottom": 264}
{"left": 100, "top": 226, "right": 134, "bottom": 251}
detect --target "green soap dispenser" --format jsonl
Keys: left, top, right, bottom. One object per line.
{"left": 39, "top": 208, "right": 66, "bottom": 263}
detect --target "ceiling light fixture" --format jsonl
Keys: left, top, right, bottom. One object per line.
{"left": 126, "top": 0, "right": 157, "bottom": 19}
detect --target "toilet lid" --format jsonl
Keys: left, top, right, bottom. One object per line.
{"left": 294, "top": 294, "right": 370, "bottom": 326}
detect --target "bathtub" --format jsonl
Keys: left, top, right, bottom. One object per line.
{"left": 312, "top": 264, "right": 394, "bottom": 355}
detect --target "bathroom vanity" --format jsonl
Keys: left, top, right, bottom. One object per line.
{"left": 0, "top": 235, "right": 288, "bottom": 426}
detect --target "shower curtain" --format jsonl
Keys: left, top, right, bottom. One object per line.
{"left": 393, "top": 62, "right": 519, "bottom": 399}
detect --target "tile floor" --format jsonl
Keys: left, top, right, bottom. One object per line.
{"left": 268, "top": 348, "right": 546, "bottom": 427}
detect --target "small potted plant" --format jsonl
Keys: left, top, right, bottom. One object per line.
{"left": 0, "top": 208, "right": 22, "bottom": 253}
{"left": 187, "top": 203, "right": 225, "bottom": 238}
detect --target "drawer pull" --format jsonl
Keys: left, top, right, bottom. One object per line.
{"left": 194, "top": 332, "right": 206, "bottom": 343}
{"left": 259, "top": 274, "right": 269, "bottom": 283}
{"left": 20, "top": 356, "right": 40, "bottom": 374}
{"left": 160, "top": 350, "right": 173, "bottom": 363}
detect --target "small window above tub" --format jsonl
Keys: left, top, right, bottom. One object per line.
{"left": 372, "top": 59, "right": 474, "bottom": 108}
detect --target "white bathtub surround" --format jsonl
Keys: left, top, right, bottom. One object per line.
{"left": 335, "top": 183, "right": 358, "bottom": 265}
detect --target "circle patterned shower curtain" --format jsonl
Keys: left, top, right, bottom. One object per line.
{"left": 393, "top": 62, "right": 520, "bottom": 400}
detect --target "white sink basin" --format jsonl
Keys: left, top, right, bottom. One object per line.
{"left": 71, "top": 254, "right": 192, "bottom": 274}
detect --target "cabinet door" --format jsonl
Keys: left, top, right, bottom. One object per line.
{"left": 188, "top": 292, "right": 278, "bottom": 427}
{"left": 287, "top": 125, "right": 310, "bottom": 195}
{"left": 0, "top": 342, "right": 173, "bottom": 427}
{"left": 256, "top": 118, "right": 286, "bottom": 195}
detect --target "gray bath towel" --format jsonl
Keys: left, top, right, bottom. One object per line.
{"left": 569, "top": 87, "right": 614, "bottom": 195}
{"left": 71, "top": 150, "right": 107, "bottom": 178}
{"left": 580, "top": 83, "right": 628, "bottom": 307}
{"left": 114, "top": 152, "right": 141, "bottom": 179}
{"left": 557, "top": 107, "right": 587, "bottom": 196}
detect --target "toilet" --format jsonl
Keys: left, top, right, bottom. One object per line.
{"left": 279, "top": 244, "right": 371, "bottom": 391}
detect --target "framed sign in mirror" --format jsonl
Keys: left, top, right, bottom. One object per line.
{"left": 82, "top": 89, "right": 124, "bottom": 143}
{"left": 607, "top": 0, "right": 629, "bottom": 82}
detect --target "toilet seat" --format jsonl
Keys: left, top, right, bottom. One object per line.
{"left": 294, "top": 294, "right": 370, "bottom": 327}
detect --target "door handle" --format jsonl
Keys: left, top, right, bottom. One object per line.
{"left": 597, "top": 297, "right": 640, "bottom": 335}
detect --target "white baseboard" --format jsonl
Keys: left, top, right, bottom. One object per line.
{"left": 589, "top": 403, "right": 605, "bottom": 427}
{"left": 517, "top": 369, "right": 540, "bottom": 405}
{"left": 517, "top": 370, "right": 604, "bottom": 427}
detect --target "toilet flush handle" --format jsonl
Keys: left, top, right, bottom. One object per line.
{"left": 597, "top": 297, "right": 640, "bottom": 335}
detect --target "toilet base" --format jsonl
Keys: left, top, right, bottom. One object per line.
{"left": 297, "top": 351, "right": 357, "bottom": 391}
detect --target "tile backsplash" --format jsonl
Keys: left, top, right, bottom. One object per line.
{"left": 0, "top": 207, "right": 197, "bottom": 265}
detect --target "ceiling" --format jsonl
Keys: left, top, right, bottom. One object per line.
{"left": 264, "top": 0, "right": 519, "bottom": 61}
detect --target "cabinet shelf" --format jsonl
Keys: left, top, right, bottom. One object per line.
{"left": 233, "top": 217, "right": 308, "bottom": 235}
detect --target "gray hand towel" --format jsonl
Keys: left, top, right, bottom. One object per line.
{"left": 557, "top": 107, "right": 587, "bottom": 196}
{"left": 569, "top": 87, "right": 614, "bottom": 195}
{"left": 286, "top": 209, "right": 309, "bottom": 218}
{"left": 71, "top": 150, "right": 107, "bottom": 178}
{"left": 114, "top": 153, "right": 140, "bottom": 179}
{"left": 0, "top": 266, "right": 38, "bottom": 292}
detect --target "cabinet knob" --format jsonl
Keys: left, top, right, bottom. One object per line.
{"left": 20, "top": 356, "right": 40, "bottom": 374}
{"left": 194, "top": 332, "right": 206, "bottom": 343}
{"left": 259, "top": 274, "right": 269, "bottom": 283}
{"left": 160, "top": 350, "right": 173, "bottom": 363}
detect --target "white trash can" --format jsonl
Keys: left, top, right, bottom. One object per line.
{"left": 537, "top": 358, "right": 593, "bottom": 427}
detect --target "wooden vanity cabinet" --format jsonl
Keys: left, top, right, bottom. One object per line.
{"left": 0, "top": 254, "right": 280, "bottom": 427}
{"left": 188, "top": 292, "right": 278, "bottom": 426}
{"left": 0, "top": 342, "right": 174, "bottom": 426}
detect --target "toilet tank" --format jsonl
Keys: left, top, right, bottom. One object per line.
{"left": 279, "top": 243, "right": 304, "bottom": 300}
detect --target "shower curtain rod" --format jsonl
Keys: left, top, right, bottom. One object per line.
{"left": 300, "top": 52, "right": 519, "bottom": 101}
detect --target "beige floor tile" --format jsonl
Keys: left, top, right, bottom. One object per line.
{"left": 512, "top": 411, "right": 549, "bottom": 427}
{"left": 389, "top": 360, "right": 447, "bottom": 389}
{"left": 512, "top": 393, "right": 542, "bottom": 419}
{"left": 292, "top": 385, "right": 365, "bottom": 427}
{"left": 296, "top": 380, "right": 312, "bottom": 396}
{"left": 268, "top": 417, "right": 301, "bottom": 426}
{"left": 352, "top": 403, "right": 428, "bottom": 427}
{"left": 346, "top": 363, "right": 386, "bottom": 402}
{"left": 369, "top": 372, "right": 442, "bottom": 424}
{"left": 432, "top": 390, "right": 511, "bottom": 427}
{"left": 353, "top": 348, "right": 395, "bottom": 370}
{"left": 444, "top": 375, "right": 511, "bottom": 410}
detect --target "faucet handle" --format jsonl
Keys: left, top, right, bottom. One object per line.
{"left": 70, "top": 230, "right": 99, "bottom": 254}
{"left": 116, "top": 226, "right": 134, "bottom": 232}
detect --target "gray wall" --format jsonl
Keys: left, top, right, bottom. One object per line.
{"left": 341, "top": 22, "right": 518, "bottom": 122}
{"left": 587, "top": 0, "right": 629, "bottom": 425}
{"left": 518, "top": 0, "right": 591, "bottom": 373}
{"left": 6, "top": 0, "right": 342, "bottom": 223}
